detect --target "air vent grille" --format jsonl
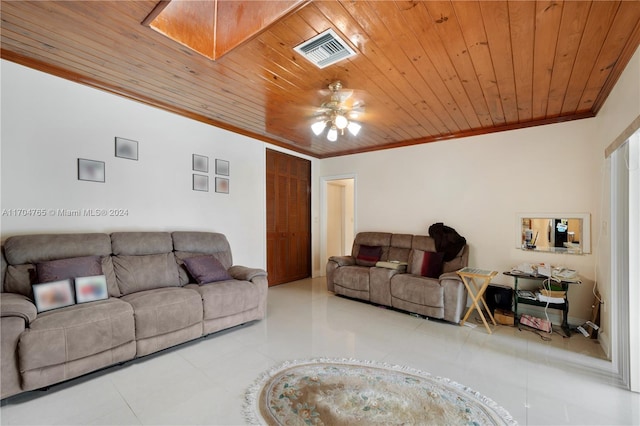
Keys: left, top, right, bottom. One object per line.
{"left": 294, "top": 29, "right": 356, "bottom": 69}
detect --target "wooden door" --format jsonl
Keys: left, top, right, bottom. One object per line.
{"left": 266, "top": 149, "right": 311, "bottom": 286}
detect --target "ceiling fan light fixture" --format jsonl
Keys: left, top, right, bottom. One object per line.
{"left": 334, "top": 114, "right": 348, "bottom": 130}
{"left": 347, "top": 121, "right": 361, "bottom": 136}
{"left": 327, "top": 126, "right": 338, "bottom": 142}
{"left": 311, "top": 121, "right": 326, "bottom": 136}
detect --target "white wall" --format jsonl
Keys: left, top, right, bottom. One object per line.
{"left": 592, "top": 45, "right": 640, "bottom": 382}
{"left": 1, "top": 60, "right": 266, "bottom": 268}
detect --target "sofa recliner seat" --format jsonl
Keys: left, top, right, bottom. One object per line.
{"left": 0, "top": 230, "right": 267, "bottom": 399}
{"left": 326, "top": 232, "right": 469, "bottom": 323}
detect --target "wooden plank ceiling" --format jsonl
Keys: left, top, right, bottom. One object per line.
{"left": 2, "top": 0, "right": 639, "bottom": 158}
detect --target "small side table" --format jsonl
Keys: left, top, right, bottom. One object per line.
{"left": 457, "top": 267, "right": 498, "bottom": 334}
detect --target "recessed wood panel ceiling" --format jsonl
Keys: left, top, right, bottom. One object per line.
{"left": 1, "top": 1, "right": 639, "bottom": 158}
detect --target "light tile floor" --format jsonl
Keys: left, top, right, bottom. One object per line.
{"left": 1, "top": 277, "right": 638, "bottom": 425}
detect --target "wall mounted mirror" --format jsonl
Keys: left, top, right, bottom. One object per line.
{"left": 515, "top": 213, "right": 591, "bottom": 254}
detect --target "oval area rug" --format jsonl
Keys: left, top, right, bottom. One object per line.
{"left": 244, "top": 358, "right": 517, "bottom": 425}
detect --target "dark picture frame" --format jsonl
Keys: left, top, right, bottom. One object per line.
{"left": 215, "top": 177, "right": 229, "bottom": 194}
{"left": 115, "top": 137, "right": 138, "bottom": 160}
{"left": 193, "top": 174, "right": 209, "bottom": 192}
{"left": 78, "top": 158, "right": 105, "bottom": 183}
{"left": 215, "top": 159, "right": 229, "bottom": 176}
{"left": 193, "top": 154, "right": 209, "bottom": 173}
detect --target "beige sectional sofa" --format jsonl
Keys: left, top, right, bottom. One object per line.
{"left": 326, "top": 232, "right": 469, "bottom": 323}
{"left": 0, "top": 231, "right": 267, "bottom": 400}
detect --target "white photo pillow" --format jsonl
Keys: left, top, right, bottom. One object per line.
{"left": 32, "top": 279, "right": 75, "bottom": 313}
{"left": 74, "top": 275, "right": 108, "bottom": 304}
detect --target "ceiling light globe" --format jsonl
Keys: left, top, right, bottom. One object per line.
{"left": 347, "top": 121, "right": 361, "bottom": 136}
{"left": 311, "top": 121, "right": 326, "bottom": 136}
{"left": 334, "top": 114, "right": 349, "bottom": 130}
{"left": 327, "top": 127, "right": 338, "bottom": 142}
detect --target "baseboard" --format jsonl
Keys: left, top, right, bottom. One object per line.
{"left": 599, "top": 331, "right": 611, "bottom": 359}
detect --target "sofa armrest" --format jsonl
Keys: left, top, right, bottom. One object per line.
{"left": 328, "top": 256, "right": 355, "bottom": 267}
{"left": 228, "top": 265, "right": 267, "bottom": 282}
{"left": 439, "top": 271, "right": 468, "bottom": 324}
{"left": 439, "top": 271, "right": 462, "bottom": 281}
{"left": 0, "top": 293, "right": 37, "bottom": 326}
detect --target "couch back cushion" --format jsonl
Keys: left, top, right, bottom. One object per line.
{"left": 112, "top": 253, "right": 180, "bottom": 295}
{"left": 352, "top": 232, "right": 392, "bottom": 266}
{"left": 2, "top": 233, "right": 120, "bottom": 298}
{"left": 388, "top": 234, "right": 413, "bottom": 263}
{"left": 110, "top": 232, "right": 178, "bottom": 295}
{"left": 172, "top": 232, "right": 233, "bottom": 285}
{"left": 110, "top": 232, "right": 173, "bottom": 256}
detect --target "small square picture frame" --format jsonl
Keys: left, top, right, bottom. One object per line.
{"left": 193, "top": 174, "right": 209, "bottom": 192}
{"left": 74, "top": 275, "right": 108, "bottom": 304}
{"left": 215, "top": 177, "right": 229, "bottom": 194}
{"left": 193, "top": 154, "right": 209, "bottom": 173}
{"left": 115, "top": 137, "right": 138, "bottom": 161}
{"left": 215, "top": 159, "right": 229, "bottom": 176}
{"left": 32, "top": 279, "right": 75, "bottom": 313}
{"left": 78, "top": 158, "right": 105, "bottom": 183}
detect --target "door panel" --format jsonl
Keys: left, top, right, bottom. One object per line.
{"left": 266, "top": 149, "right": 311, "bottom": 286}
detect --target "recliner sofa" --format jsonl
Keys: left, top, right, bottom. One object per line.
{"left": 0, "top": 231, "right": 267, "bottom": 399}
{"left": 326, "top": 232, "right": 468, "bottom": 323}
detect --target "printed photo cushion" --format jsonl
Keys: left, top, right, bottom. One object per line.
{"left": 74, "top": 275, "right": 108, "bottom": 304}
{"left": 32, "top": 279, "right": 75, "bottom": 313}
{"left": 182, "top": 255, "right": 232, "bottom": 284}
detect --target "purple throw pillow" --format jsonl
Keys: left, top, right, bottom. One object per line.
{"left": 421, "top": 251, "right": 444, "bottom": 279}
{"left": 355, "top": 245, "right": 382, "bottom": 267}
{"left": 36, "top": 256, "right": 103, "bottom": 283}
{"left": 182, "top": 255, "right": 232, "bottom": 284}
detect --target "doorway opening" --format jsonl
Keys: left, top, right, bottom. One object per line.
{"left": 320, "top": 175, "right": 356, "bottom": 275}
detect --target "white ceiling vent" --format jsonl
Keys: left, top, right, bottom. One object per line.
{"left": 294, "top": 29, "right": 356, "bottom": 69}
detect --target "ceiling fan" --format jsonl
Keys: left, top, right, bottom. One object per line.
{"left": 310, "top": 81, "right": 364, "bottom": 141}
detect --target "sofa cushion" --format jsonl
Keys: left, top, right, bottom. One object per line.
{"left": 18, "top": 298, "right": 135, "bottom": 372}
{"left": 113, "top": 253, "right": 180, "bottom": 295}
{"left": 175, "top": 251, "right": 230, "bottom": 285}
{"left": 419, "top": 250, "right": 444, "bottom": 278}
{"left": 32, "top": 279, "right": 76, "bottom": 313}
{"left": 110, "top": 232, "right": 173, "bottom": 256}
{"left": 3, "top": 233, "right": 111, "bottom": 265}
{"left": 391, "top": 274, "right": 444, "bottom": 307}
{"left": 182, "top": 255, "right": 232, "bottom": 284}
{"left": 355, "top": 245, "right": 382, "bottom": 267}
{"left": 120, "top": 287, "right": 203, "bottom": 339}
{"left": 409, "top": 249, "right": 443, "bottom": 278}
{"left": 172, "top": 232, "right": 233, "bottom": 268}
{"left": 185, "top": 280, "right": 259, "bottom": 320}
{"left": 3, "top": 264, "right": 37, "bottom": 298}
{"left": 36, "top": 255, "right": 102, "bottom": 283}
{"left": 333, "top": 266, "right": 371, "bottom": 292}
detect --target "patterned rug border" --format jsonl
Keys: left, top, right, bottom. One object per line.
{"left": 243, "top": 357, "right": 517, "bottom": 425}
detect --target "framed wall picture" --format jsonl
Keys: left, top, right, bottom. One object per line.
{"left": 215, "top": 159, "right": 229, "bottom": 176}
{"left": 215, "top": 177, "right": 229, "bottom": 194}
{"left": 193, "top": 154, "right": 209, "bottom": 172}
{"left": 115, "top": 137, "right": 138, "bottom": 160}
{"left": 193, "top": 174, "right": 209, "bottom": 192}
{"left": 78, "top": 158, "right": 105, "bottom": 183}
